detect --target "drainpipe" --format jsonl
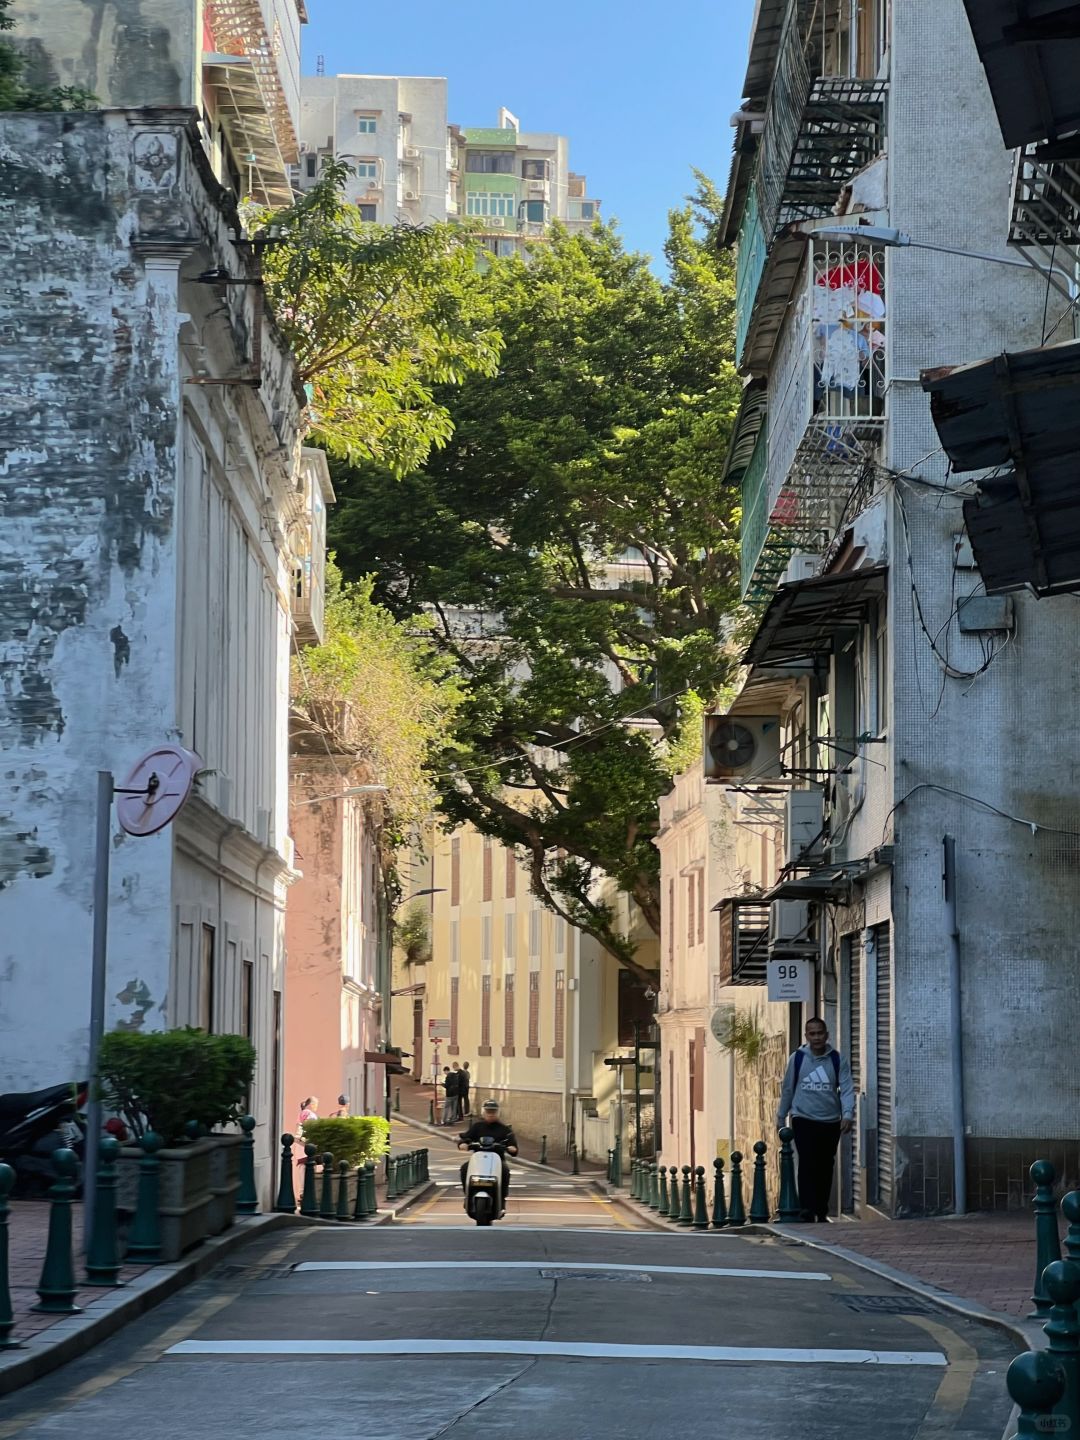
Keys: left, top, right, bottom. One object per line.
{"left": 943, "top": 835, "right": 967, "bottom": 1215}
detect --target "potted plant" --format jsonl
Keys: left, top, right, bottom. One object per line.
{"left": 297, "top": 1117, "right": 391, "bottom": 1209}
{"left": 98, "top": 1028, "right": 256, "bottom": 1260}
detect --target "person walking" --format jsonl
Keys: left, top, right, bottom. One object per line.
{"left": 441, "top": 1066, "right": 458, "bottom": 1125}
{"left": 459, "top": 1061, "right": 471, "bottom": 1117}
{"left": 776, "top": 1017, "right": 854, "bottom": 1222}
{"left": 451, "top": 1062, "right": 464, "bottom": 1122}
{"left": 334, "top": 1094, "right": 350, "bottom": 1117}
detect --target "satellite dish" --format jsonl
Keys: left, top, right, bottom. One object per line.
{"left": 116, "top": 745, "right": 201, "bottom": 836}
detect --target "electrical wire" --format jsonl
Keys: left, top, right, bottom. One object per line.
{"left": 881, "top": 781, "right": 1080, "bottom": 847}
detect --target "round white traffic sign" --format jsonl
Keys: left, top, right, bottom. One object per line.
{"left": 116, "top": 745, "right": 201, "bottom": 836}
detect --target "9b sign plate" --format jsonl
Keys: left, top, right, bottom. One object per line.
{"left": 767, "top": 959, "right": 812, "bottom": 1003}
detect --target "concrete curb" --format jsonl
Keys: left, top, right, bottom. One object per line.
{"left": 0, "top": 1177, "right": 437, "bottom": 1400}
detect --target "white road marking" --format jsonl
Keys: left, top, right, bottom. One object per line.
{"left": 295, "top": 1261, "right": 831, "bottom": 1282}
{"left": 167, "top": 1339, "right": 945, "bottom": 1366}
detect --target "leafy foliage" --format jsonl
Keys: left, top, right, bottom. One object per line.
{"left": 0, "top": 0, "right": 96, "bottom": 110}
{"left": 290, "top": 563, "right": 463, "bottom": 834}
{"left": 715, "top": 1009, "right": 768, "bottom": 1066}
{"left": 252, "top": 162, "right": 502, "bottom": 471}
{"left": 395, "top": 903, "right": 433, "bottom": 966}
{"left": 326, "top": 180, "right": 742, "bottom": 973}
{"left": 98, "top": 1029, "right": 256, "bottom": 1144}
{"left": 299, "top": 1116, "right": 391, "bottom": 1167}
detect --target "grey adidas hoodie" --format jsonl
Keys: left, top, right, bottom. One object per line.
{"left": 776, "top": 1044, "right": 855, "bottom": 1128}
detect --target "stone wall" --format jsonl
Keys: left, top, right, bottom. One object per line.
{"left": 733, "top": 1032, "right": 788, "bottom": 1212}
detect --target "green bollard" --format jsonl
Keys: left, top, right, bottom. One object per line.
{"left": 364, "top": 1161, "right": 378, "bottom": 1215}
{"left": 126, "top": 1131, "right": 163, "bottom": 1262}
{"left": 394, "top": 1088, "right": 401, "bottom": 1114}
{"left": 1063, "top": 1191, "right": 1080, "bottom": 1266}
{"left": 712, "top": 1158, "right": 727, "bottom": 1229}
{"left": 749, "top": 1140, "right": 769, "bottom": 1224}
{"left": 299, "top": 1144, "right": 319, "bottom": 1217}
{"left": 539, "top": 1135, "right": 548, "bottom": 1167}
{"left": 612, "top": 1138, "right": 622, "bottom": 1190}
{"left": 571, "top": 1143, "right": 579, "bottom": 1176}
{"left": 274, "top": 1134, "right": 297, "bottom": 1213}
{"left": 1043, "top": 1260, "right": 1080, "bottom": 1429}
{"left": 657, "top": 1162, "right": 669, "bottom": 1215}
{"left": 728, "top": 1151, "right": 747, "bottom": 1227}
{"left": 666, "top": 1166, "right": 681, "bottom": 1221}
{"left": 649, "top": 1163, "right": 660, "bottom": 1210}
{"left": 428, "top": 1097, "right": 436, "bottom": 1126}
{"left": 386, "top": 1157, "right": 398, "bottom": 1202}
{"left": 33, "top": 1148, "right": 81, "bottom": 1313}
{"left": 336, "top": 1161, "right": 352, "bottom": 1222}
{"left": 777, "top": 1127, "right": 801, "bottom": 1221}
{"left": 1007, "top": 1351, "right": 1067, "bottom": 1438}
{"left": 353, "top": 1166, "right": 369, "bottom": 1222}
{"left": 319, "top": 1154, "right": 335, "bottom": 1218}
{"left": 85, "top": 1136, "right": 123, "bottom": 1286}
{"left": 629, "top": 1157, "right": 638, "bottom": 1200}
{"left": 236, "top": 1115, "right": 258, "bottom": 1214}
{"left": 678, "top": 1166, "right": 694, "bottom": 1225}
{"left": 693, "top": 1167, "right": 709, "bottom": 1230}
{"left": 0, "top": 1162, "right": 21, "bottom": 1348}
{"left": 1030, "top": 1160, "right": 1061, "bottom": 1318}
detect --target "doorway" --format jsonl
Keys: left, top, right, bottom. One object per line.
{"left": 412, "top": 999, "right": 424, "bottom": 1081}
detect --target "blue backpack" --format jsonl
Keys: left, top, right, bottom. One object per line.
{"left": 793, "top": 1048, "right": 840, "bottom": 1088}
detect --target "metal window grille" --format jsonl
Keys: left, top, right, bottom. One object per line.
{"left": 451, "top": 836, "right": 460, "bottom": 906}
{"left": 481, "top": 975, "right": 491, "bottom": 1048}
{"left": 505, "top": 847, "right": 516, "bottom": 899}
{"left": 528, "top": 970, "right": 540, "bottom": 1054}
{"left": 482, "top": 836, "right": 492, "bottom": 902}
{"left": 553, "top": 970, "right": 565, "bottom": 1059}
{"left": 503, "top": 973, "right": 515, "bottom": 1054}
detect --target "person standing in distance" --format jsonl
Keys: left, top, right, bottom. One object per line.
{"left": 776, "top": 1017, "right": 855, "bottom": 1222}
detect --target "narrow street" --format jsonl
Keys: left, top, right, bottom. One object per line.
{"left": 0, "top": 1130, "right": 1018, "bottom": 1439}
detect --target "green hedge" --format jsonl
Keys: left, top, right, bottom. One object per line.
{"left": 299, "top": 1116, "right": 391, "bottom": 1167}
{"left": 98, "top": 1028, "right": 256, "bottom": 1145}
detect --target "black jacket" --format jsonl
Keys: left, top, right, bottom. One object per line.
{"left": 459, "top": 1119, "right": 516, "bottom": 1152}
{"left": 458, "top": 1070, "right": 470, "bottom": 1096}
{"left": 443, "top": 1072, "right": 459, "bottom": 1096}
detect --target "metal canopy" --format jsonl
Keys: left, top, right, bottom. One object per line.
{"left": 204, "top": 55, "right": 294, "bottom": 206}
{"left": 744, "top": 565, "right": 886, "bottom": 668}
{"left": 922, "top": 339, "right": 1080, "bottom": 595}
{"left": 722, "top": 381, "right": 768, "bottom": 484}
{"left": 739, "top": 226, "right": 807, "bottom": 376}
{"left": 765, "top": 870, "right": 852, "bottom": 903}
{"left": 962, "top": 0, "right": 1080, "bottom": 148}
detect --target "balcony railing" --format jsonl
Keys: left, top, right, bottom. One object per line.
{"left": 1009, "top": 143, "right": 1080, "bottom": 295}
{"left": 736, "top": 188, "right": 769, "bottom": 367}
{"left": 716, "top": 899, "right": 771, "bottom": 988}
{"left": 291, "top": 553, "right": 325, "bottom": 647}
{"left": 742, "top": 234, "right": 886, "bottom": 600}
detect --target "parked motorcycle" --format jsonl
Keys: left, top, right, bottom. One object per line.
{"left": 462, "top": 1137, "right": 509, "bottom": 1226}
{"left": 0, "top": 1082, "right": 87, "bottom": 1196}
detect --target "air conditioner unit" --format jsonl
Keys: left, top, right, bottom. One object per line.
{"left": 528, "top": 180, "right": 547, "bottom": 194}
{"left": 404, "top": 145, "right": 420, "bottom": 160}
{"left": 770, "top": 900, "right": 812, "bottom": 949}
{"left": 404, "top": 189, "right": 418, "bottom": 201}
{"left": 703, "top": 714, "right": 783, "bottom": 782}
{"left": 786, "top": 789, "right": 824, "bottom": 864}
{"left": 367, "top": 180, "right": 379, "bottom": 190}
{"left": 782, "top": 552, "right": 820, "bottom": 587}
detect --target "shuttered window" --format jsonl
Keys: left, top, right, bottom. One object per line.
{"left": 480, "top": 975, "right": 491, "bottom": 1054}
{"left": 451, "top": 836, "right": 461, "bottom": 907}
{"left": 552, "top": 970, "right": 565, "bottom": 1058}
{"left": 505, "top": 847, "right": 516, "bottom": 898}
{"left": 874, "top": 922, "right": 893, "bottom": 1209}
{"left": 502, "top": 974, "right": 515, "bottom": 1056}
{"left": 527, "top": 971, "right": 540, "bottom": 1056}
{"left": 687, "top": 873, "right": 696, "bottom": 947}
{"left": 529, "top": 908, "right": 541, "bottom": 960}
{"left": 449, "top": 976, "right": 460, "bottom": 1055}
{"left": 482, "top": 836, "right": 492, "bottom": 902}
{"left": 697, "top": 872, "right": 705, "bottom": 945}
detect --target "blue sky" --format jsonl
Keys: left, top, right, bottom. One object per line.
{"left": 302, "top": 0, "right": 756, "bottom": 265}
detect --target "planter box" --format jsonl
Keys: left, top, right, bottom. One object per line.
{"left": 117, "top": 1137, "right": 223, "bottom": 1262}
{"left": 207, "top": 1134, "right": 243, "bottom": 1236}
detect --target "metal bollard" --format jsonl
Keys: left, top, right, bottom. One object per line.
{"left": 1043, "top": 1260, "right": 1080, "bottom": 1430}
{"left": 776, "top": 1127, "right": 801, "bottom": 1221}
{"left": 666, "top": 1166, "right": 681, "bottom": 1222}
{"left": 274, "top": 1133, "right": 297, "bottom": 1213}
{"left": 607, "top": 1149, "right": 614, "bottom": 1184}
{"left": 539, "top": 1135, "right": 548, "bottom": 1167}
{"left": 712, "top": 1158, "right": 727, "bottom": 1229}
{"left": 394, "top": 1088, "right": 401, "bottom": 1114}
{"left": 336, "top": 1161, "right": 353, "bottom": 1222}
{"left": 678, "top": 1166, "right": 694, "bottom": 1225}
{"left": 364, "top": 1161, "right": 378, "bottom": 1215}
{"left": 300, "top": 1144, "right": 319, "bottom": 1217}
{"left": 728, "top": 1151, "right": 747, "bottom": 1227}
{"left": 571, "top": 1143, "right": 579, "bottom": 1176}
{"left": 612, "top": 1138, "right": 622, "bottom": 1190}
{"left": 658, "top": 1161, "right": 669, "bottom": 1215}
{"left": 429, "top": 1097, "right": 436, "bottom": 1126}
{"left": 649, "top": 1163, "right": 660, "bottom": 1210}
{"left": 1064, "top": 1191, "right": 1080, "bottom": 1267}
{"left": 693, "top": 1167, "right": 709, "bottom": 1230}
{"left": 0, "top": 1162, "right": 21, "bottom": 1349}
{"left": 85, "top": 1136, "right": 123, "bottom": 1286}
{"left": 353, "top": 1166, "right": 369, "bottom": 1222}
{"left": 386, "top": 1157, "right": 398, "bottom": 1202}
{"left": 1007, "top": 1351, "right": 1067, "bottom": 1438}
{"left": 126, "top": 1131, "right": 163, "bottom": 1262}
{"left": 749, "top": 1140, "right": 769, "bottom": 1224}
{"left": 629, "top": 1157, "right": 638, "bottom": 1201}
{"left": 1031, "top": 1160, "right": 1062, "bottom": 1318}
{"left": 33, "top": 1148, "right": 81, "bottom": 1313}
{"left": 236, "top": 1116, "right": 258, "bottom": 1214}
{"left": 319, "top": 1154, "right": 336, "bottom": 1219}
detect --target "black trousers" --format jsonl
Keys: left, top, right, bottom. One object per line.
{"left": 791, "top": 1116, "right": 842, "bottom": 1220}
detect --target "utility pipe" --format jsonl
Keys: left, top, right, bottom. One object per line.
{"left": 943, "top": 835, "right": 967, "bottom": 1215}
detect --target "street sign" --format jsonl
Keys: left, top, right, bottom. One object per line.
{"left": 427, "top": 1018, "right": 450, "bottom": 1040}
{"left": 767, "top": 959, "right": 813, "bottom": 1003}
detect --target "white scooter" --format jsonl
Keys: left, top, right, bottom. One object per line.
{"left": 462, "top": 1137, "right": 508, "bottom": 1226}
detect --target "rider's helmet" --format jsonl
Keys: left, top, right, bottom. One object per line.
{"left": 481, "top": 1099, "right": 500, "bottom": 1115}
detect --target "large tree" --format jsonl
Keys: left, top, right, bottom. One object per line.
{"left": 328, "top": 182, "right": 742, "bottom": 978}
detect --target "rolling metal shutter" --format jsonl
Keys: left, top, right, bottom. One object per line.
{"left": 846, "top": 931, "right": 862, "bottom": 1206}
{"left": 874, "top": 922, "right": 894, "bottom": 1209}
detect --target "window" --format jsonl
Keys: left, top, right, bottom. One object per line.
{"left": 356, "top": 115, "right": 377, "bottom": 134}
{"left": 466, "top": 150, "right": 515, "bottom": 174}
{"left": 552, "top": 970, "right": 565, "bottom": 1059}
{"left": 466, "top": 192, "right": 516, "bottom": 218}
{"left": 527, "top": 971, "right": 540, "bottom": 1056}
{"left": 522, "top": 158, "right": 550, "bottom": 180}
{"left": 496, "top": 238, "right": 517, "bottom": 257}
{"left": 449, "top": 976, "right": 459, "bottom": 1055}
{"left": 305, "top": 154, "right": 317, "bottom": 178}
{"left": 505, "top": 846, "right": 516, "bottom": 899}
{"left": 522, "top": 199, "right": 546, "bottom": 224}
{"left": 358, "top": 203, "right": 377, "bottom": 222}
{"left": 697, "top": 872, "right": 705, "bottom": 946}
{"left": 482, "top": 835, "right": 492, "bottom": 902}
{"left": 580, "top": 201, "right": 596, "bottom": 220}
{"left": 200, "top": 925, "right": 216, "bottom": 1033}
{"left": 355, "top": 161, "right": 378, "bottom": 180}
{"left": 503, "top": 973, "right": 515, "bottom": 1056}
{"left": 555, "top": 918, "right": 567, "bottom": 955}
{"left": 504, "top": 912, "right": 516, "bottom": 961}
{"left": 451, "top": 836, "right": 461, "bottom": 906}
{"left": 667, "top": 879, "right": 674, "bottom": 967}
{"left": 242, "top": 958, "right": 254, "bottom": 1040}
{"left": 482, "top": 915, "right": 493, "bottom": 966}
{"left": 480, "top": 974, "right": 492, "bottom": 1054}
{"left": 687, "top": 873, "right": 696, "bottom": 947}
{"left": 529, "top": 908, "right": 541, "bottom": 960}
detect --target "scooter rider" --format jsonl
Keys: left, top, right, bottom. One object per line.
{"left": 458, "top": 1100, "right": 518, "bottom": 1212}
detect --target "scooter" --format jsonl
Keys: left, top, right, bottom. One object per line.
{"left": 462, "top": 1137, "right": 508, "bottom": 1226}
{"left": 0, "top": 1082, "right": 87, "bottom": 1196}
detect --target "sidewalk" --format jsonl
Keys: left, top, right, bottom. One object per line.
{"left": 392, "top": 1075, "right": 606, "bottom": 1175}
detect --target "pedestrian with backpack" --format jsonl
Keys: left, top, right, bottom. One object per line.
{"left": 776, "top": 1017, "right": 855, "bottom": 1222}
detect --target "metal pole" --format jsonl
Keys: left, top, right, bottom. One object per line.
{"left": 84, "top": 771, "right": 114, "bottom": 1252}
{"left": 633, "top": 1021, "right": 642, "bottom": 1158}
{"left": 943, "top": 835, "right": 967, "bottom": 1215}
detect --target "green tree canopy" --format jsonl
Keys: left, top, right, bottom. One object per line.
{"left": 326, "top": 181, "right": 742, "bottom": 976}
{"left": 254, "top": 162, "right": 502, "bottom": 472}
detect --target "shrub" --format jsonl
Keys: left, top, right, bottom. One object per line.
{"left": 299, "top": 1116, "right": 391, "bottom": 1167}
{"left": 98, "top": 1028, "right": 256, "bottom": 1144}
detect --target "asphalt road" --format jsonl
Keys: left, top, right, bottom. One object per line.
{"left": 0, "top": 1130, "right": 1019, "bottom": 1440}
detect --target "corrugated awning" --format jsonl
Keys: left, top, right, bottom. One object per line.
{"left": 961, "top": 0, "right": 1080, "bottom": 148}
{"left": 922, "top": 338, "right": 1080, "bottom": 595}
{"left": 722, "top": 380, "right": 767, "bottom": 484}
{"left": 743, "top": 565, "right": 886, "bottom": 668}
{"left": 204, "top": 54, "right": 295, "bottom": 206}
{"left": 738, "top": 226, "right": 807, "bottom": 376}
